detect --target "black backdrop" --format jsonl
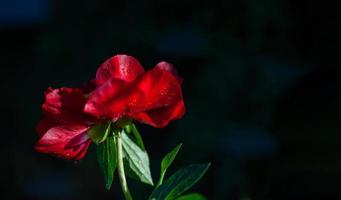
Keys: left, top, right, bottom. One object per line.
{"left": 1, "top": 0, "right": 340, "bottom": 199}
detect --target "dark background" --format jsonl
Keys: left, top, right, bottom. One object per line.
{"left": 1, "top": 0, "right": 341, "bottom": 199}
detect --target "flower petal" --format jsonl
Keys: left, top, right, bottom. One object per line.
{"left": 84, "top": 78, "right": 145, "bottom": 121}
{"left": 155, "top": 61, "right": 179, "bottom": 77}
{"left": 130, "top": 100, "right": 185, "bottom": 128}
{"left": 96, "top": 54, "right": 144, "bottom": 86}
{"left": 36, "top": 116, "right": 57, "bottom": 137}
{"left": 134, "top": 66, "right": 183, "bottom": 110}
{"left": 42, "top": 87, "right": 94, "bottom": 125}
{"left": 85, "top": 65, "right": 184, "bottom": 125}
{"left": 35, "top": 125, "right": 91, "bottom": 160}
{"left": 42, "top": 87, "right": 85, "bottom": 115}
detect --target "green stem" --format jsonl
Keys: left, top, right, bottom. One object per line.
{"left": 116, "top": 131, "right": 133, "bottom": 200}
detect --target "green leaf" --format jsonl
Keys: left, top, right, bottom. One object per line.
{"left": 121, "top": 130, "right": 154, "bottom": 186}
{"left": 88, "top": 121, "right": 111, "bottom": 144}
{"left": 176, "top": 193, "right": 207, "bottom": 200}
{"left": 157, "top": 144, "right": 182, "bottom": 186}
{"left": 149, "top": 163, "right": 210, "bottom": 200}
{"left": 97, "top": 135, "right": 117, "bottom": 190}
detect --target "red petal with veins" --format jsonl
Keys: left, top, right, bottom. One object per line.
{"left": 35, "top": 125, "right": 91, "bottom": 160}
{"left": 96, "top": 54, "right": 144, "bottom": 86}
{"left": 84, "top": 78, "right": 146, "bottom": 121}
{"left": 134, "top": 66, "right": 183, "bottom": 110}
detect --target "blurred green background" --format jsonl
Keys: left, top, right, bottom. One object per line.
{"left": 1, "top": 0, "right": 340, "bottom": 199}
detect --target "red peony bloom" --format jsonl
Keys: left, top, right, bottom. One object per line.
{"left": 35, "top": 55, "right": 185, "bottom": 160}
{"left": 84, "top": 55, "right": 185, "bottom": 128}
{"left": 35, "top": 87, "right": 95, "bottom": 160}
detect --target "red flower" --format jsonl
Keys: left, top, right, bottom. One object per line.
{"left": 84, "top": 55, "right": 185, "bottom": 128}
{"left": 35, "top": 55, "right": 185, "bottom": 160}
{"left": 35, "top": 87, "right": 95, "bottom": 160}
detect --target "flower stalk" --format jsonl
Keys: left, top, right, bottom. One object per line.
{"left": 115, "top": 130, "right": 133, "bottom": 200}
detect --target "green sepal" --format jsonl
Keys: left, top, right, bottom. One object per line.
{"left": 97, "top": 135, "right": 117, "bottom": 190}
{"left": 88, "top": 121, "right": 111, "bottom": 144}
{"left": 148, "top": 163, "right": 210, "bottom": 200}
